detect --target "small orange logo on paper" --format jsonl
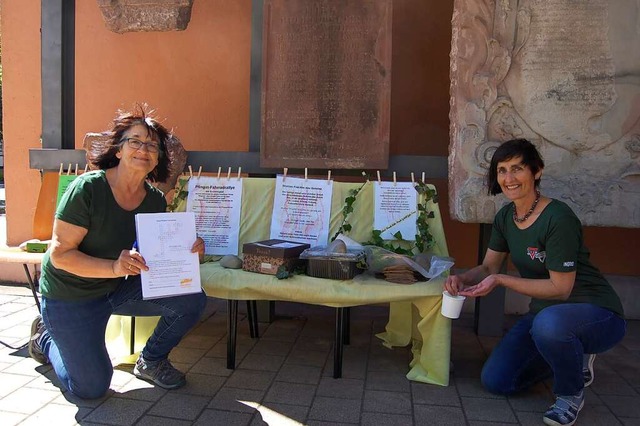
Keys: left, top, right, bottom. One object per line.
{"left": 180, "top": 278, "right": 193, "bottom": 287}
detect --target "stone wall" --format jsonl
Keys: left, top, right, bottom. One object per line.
{"left": 449, "top": 0, "right": 640, "bottom": 227}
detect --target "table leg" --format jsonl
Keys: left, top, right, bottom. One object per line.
{"left": 227, "top": 300, "right": 238, "bottom": 369}
{"left": 334, "top": 307, "right": 345, "bottom": 378}
{"left": 343, "top": 307, "right": 350, "bottom": 345}
{"left": 130, "top": 317, "right": 136, "bottom": 355}
{"left": 247, "top": 300, "right": 259, "bottom": 338}
{"left": 22, "top": 264, "right": 41, "bottom": 312}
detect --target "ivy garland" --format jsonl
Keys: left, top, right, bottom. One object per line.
{"left": 333, "top": 178, "right": 438, "bottom": 256}
{"left": 166, "top": 176, "right": 190, "bottom": 212}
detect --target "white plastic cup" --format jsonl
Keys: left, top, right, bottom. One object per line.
{"left": 441, "top": 290, "right": 466, "bottom": 319}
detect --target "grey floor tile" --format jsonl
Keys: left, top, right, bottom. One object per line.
{"left": 177, "top": 333, "right": 222, "bottom": 350}
{"left": 461, "top": 396, "right": 517, "bottom": 423}
{"left": 578, "top": 403, "right": 625, "bottom": 425}
{"left": 238, "top": 353, "right": 285, "bottom": 372}
{"left": 176, "top": 372, "right": 226, "bottom": 397}
{"left": 414, "top": 404, "right": 467, "bottom": 425}
{"left": 411, "top": 380, "right": 461, "bottom": 406}
{"left": 83, "top": 397, "right": 153, "bottom": 425}
{"left": 363, "top": 389, "right": 411, "bottom": 414}
{"left": 135, "top": 415, "right": 192, "bottom": 426}
{"left": 285, "top": 348, "right": 330, "bottom": 368}
{"left": 507, "top": 382, "right": 552, "bottom": 412}
{"left": 308, "top": 396, "right": 362, "bottom": 423}
{"left": 256, "top": 402, "right": 309, "bottom": 424}
{"left": 0, "top": 411, "right": 27, "bottom": 426}
{"left": 264, "top": 381, "right": 316, "bottom": 406}
{"left": 365, "top": 371, "right": 411, "bottom": 393}
{"left": 592, "top": 378, "right": 639, "bottom": 396}
{"left": 148, "top": 392, "right": 210, "bottom": 421}
{"left": 190, "top": 356, "right": 233, "bottom": 376}
{"left": 16, "top": 403, "right": 92, "bottom": 426}
{"left": 600, "top": 395, "right": 640, "bottom": 418}
{"left": 208, "top": 387, "right": 265, "bottom": 413}
{"left": 169, "top": 347, "right": 208, "bottom": 365}
{"left": 361, "top": 412, "right": 413, "bottom": 425}
{"left": 275, "top": 364, "right": 322, "bottom": 384}
{"left": 226, "top": 369, "right": 276, "bottom": 391}
{"left": 0, "top": 372, "right": 36, "bottom": 398}
{"left": 456, "top": 376, "right": 506, "bottom": 399}
{"left": 294, "top": 336, "right": 333, "bottom": 352}
{"left": 0, "top": 387, "right": 59, "bottom": 415}
{"left": 316, "top": 377, "right": 364, "bottom": 400}
{"left": 194, "top": 409, "right": 253, "bottom": 426}
{"left": 251, "top": 339, "right": 294, "bottom": 356}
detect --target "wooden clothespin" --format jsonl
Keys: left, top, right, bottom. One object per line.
{"left": 197, "top": 166, "right": 202, "bottom": 178}
{"left": 74, "top": 164, "right": 78, "bottom": 175}
{"left": 83, "top": 164, "right": 88, "bottom": 173}
{"left": 362, "top": 171, "right": 369, "bottom": 181}
{"left": 67, "top": 163, "right": 72, "bottom": 176}
{"left": 393, "top": 171, "right": 397, "bottom": 186}
{"left": 376, "top": 170, "right": 381, "bottom": 183}
{"left": 411, "top": 172, "right": 415, "bottom": 184}
{"left": 217, "top": 166, "right": 222, "bottom": 180}
{"left": 304, "top": 168, "right": 308, "bottom": 181}
{"left": 327, "top": 170, "right": 331, "bottom": 184}
{"left": 226, "top": 166, "right": 231, "bottom": 181}
{"left": 283, "top": 167, "right": 288, "bottom": 181}
{"left": 188, "top": 165, "right": 193, "bottom": 177}
{"left": 58, "top": 163, "right": 64, "bottom": 175}
{"left": 237, "top": 167, "right": 242, "bottom": 180}
{"left": 421, "top": 172, "right": 426, "bottom": 184}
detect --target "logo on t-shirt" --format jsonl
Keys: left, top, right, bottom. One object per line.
{"left": 526, "top": 247, "right": 546, "bottom": 263}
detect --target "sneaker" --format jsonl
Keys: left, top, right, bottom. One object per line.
{"left": 583, "top": 353, "right": 596, "bottom": 387}
{"left": 133, "top": 355, "right": 186, "bottom": 390}
{"left": 28, "top": 315, "right": 49, "bottom": 365}
{"left": 543, "top": 391, "right": 584, "bottom": 426}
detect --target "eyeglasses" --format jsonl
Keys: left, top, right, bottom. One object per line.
{"left": 122, "top": 138, "right": 161, "bottom": 153}
{"left": 497, "top": 164, "right": 526, "bottom": 176}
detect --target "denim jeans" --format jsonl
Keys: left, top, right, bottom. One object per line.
{"left": 481, "top": 303, "right": 626, "bottom": 396}
{"left": 40, "top": 277, "right": 207, "bottom": 399}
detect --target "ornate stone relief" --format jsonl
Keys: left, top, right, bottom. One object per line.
{"left": 449, "top": 0, "right": 640, "bottom": 227}
{"left": 96, "top": 0, "right": 195, "bottom": 33}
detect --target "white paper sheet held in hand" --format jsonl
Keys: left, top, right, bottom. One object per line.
{"left": 135, "top": 212, "right": 202, "bottom": 299}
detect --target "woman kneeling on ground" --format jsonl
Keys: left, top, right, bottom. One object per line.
{"left": 445, "top": 138, "right": 625, "bottom": 426}
{"left": 29, "top": 105, "right": 207, "bottom": 399}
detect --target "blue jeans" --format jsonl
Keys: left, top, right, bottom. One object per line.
{"left": 40, "top": 277, "right": 207, "bottom": 399}
{"left": 481, "top": 303, "right": 626, "bottom": 396}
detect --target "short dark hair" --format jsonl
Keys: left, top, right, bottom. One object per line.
{"left": 91, "top": 104, "right": 172, "bottom": 183}
{"left": 487, "top": 139, "right": 545, "bottom": 195}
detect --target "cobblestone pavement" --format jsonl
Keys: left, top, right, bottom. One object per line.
{"left": 1, "top": 283, "right": 639, "bottom": 425}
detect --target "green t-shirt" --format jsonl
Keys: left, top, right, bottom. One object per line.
{"left": 40, "top": 170, "right": 167, "bottom": 300}
{"left": 489, "top": 199, "right": 623, "bottom": 317}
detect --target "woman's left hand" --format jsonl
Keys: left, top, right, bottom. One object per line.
{"left": 191, "top": 237, "right": 205, "bottom": 263}
{"left": 459, "top": 274, "right": 500, "bottom": 297}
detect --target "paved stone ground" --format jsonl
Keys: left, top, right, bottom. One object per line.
{"left": 1, "top": 283, "right": 639, "bottom": 426}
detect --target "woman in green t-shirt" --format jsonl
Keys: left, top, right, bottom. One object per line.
{"left": 445, "top": 139, "right": 625, "bottom": 426}
{"left": 27, "top": 106, "right": 207, "bottom": 399}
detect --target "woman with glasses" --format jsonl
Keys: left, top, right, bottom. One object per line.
{"left": 28, "top": 105, "right": 207, "bottom": 398}
{"left": 445, "top": 139, "right": 625, "bottom": 426}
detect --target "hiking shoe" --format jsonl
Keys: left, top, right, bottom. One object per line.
{"left": 583, "top": 353, "right": 596, "bottom": 387}
{"left": 133, "top": 355, "right": 186, "bottom": 390}
{"left": 28, "top": 315, "right": 49, "bottom": 365}
{"left": 543, "top": 391, "right": 584, "bottom": 426}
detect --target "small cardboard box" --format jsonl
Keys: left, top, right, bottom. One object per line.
{"left": 242, "top": 239, "right": 310, "bottom": 275}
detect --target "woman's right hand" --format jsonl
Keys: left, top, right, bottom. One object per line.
{"left": 113, "top": 248, "right": 149, "bottom": 277}
{"left": 444, "top": 275, "right": 465, "bottom": 296}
